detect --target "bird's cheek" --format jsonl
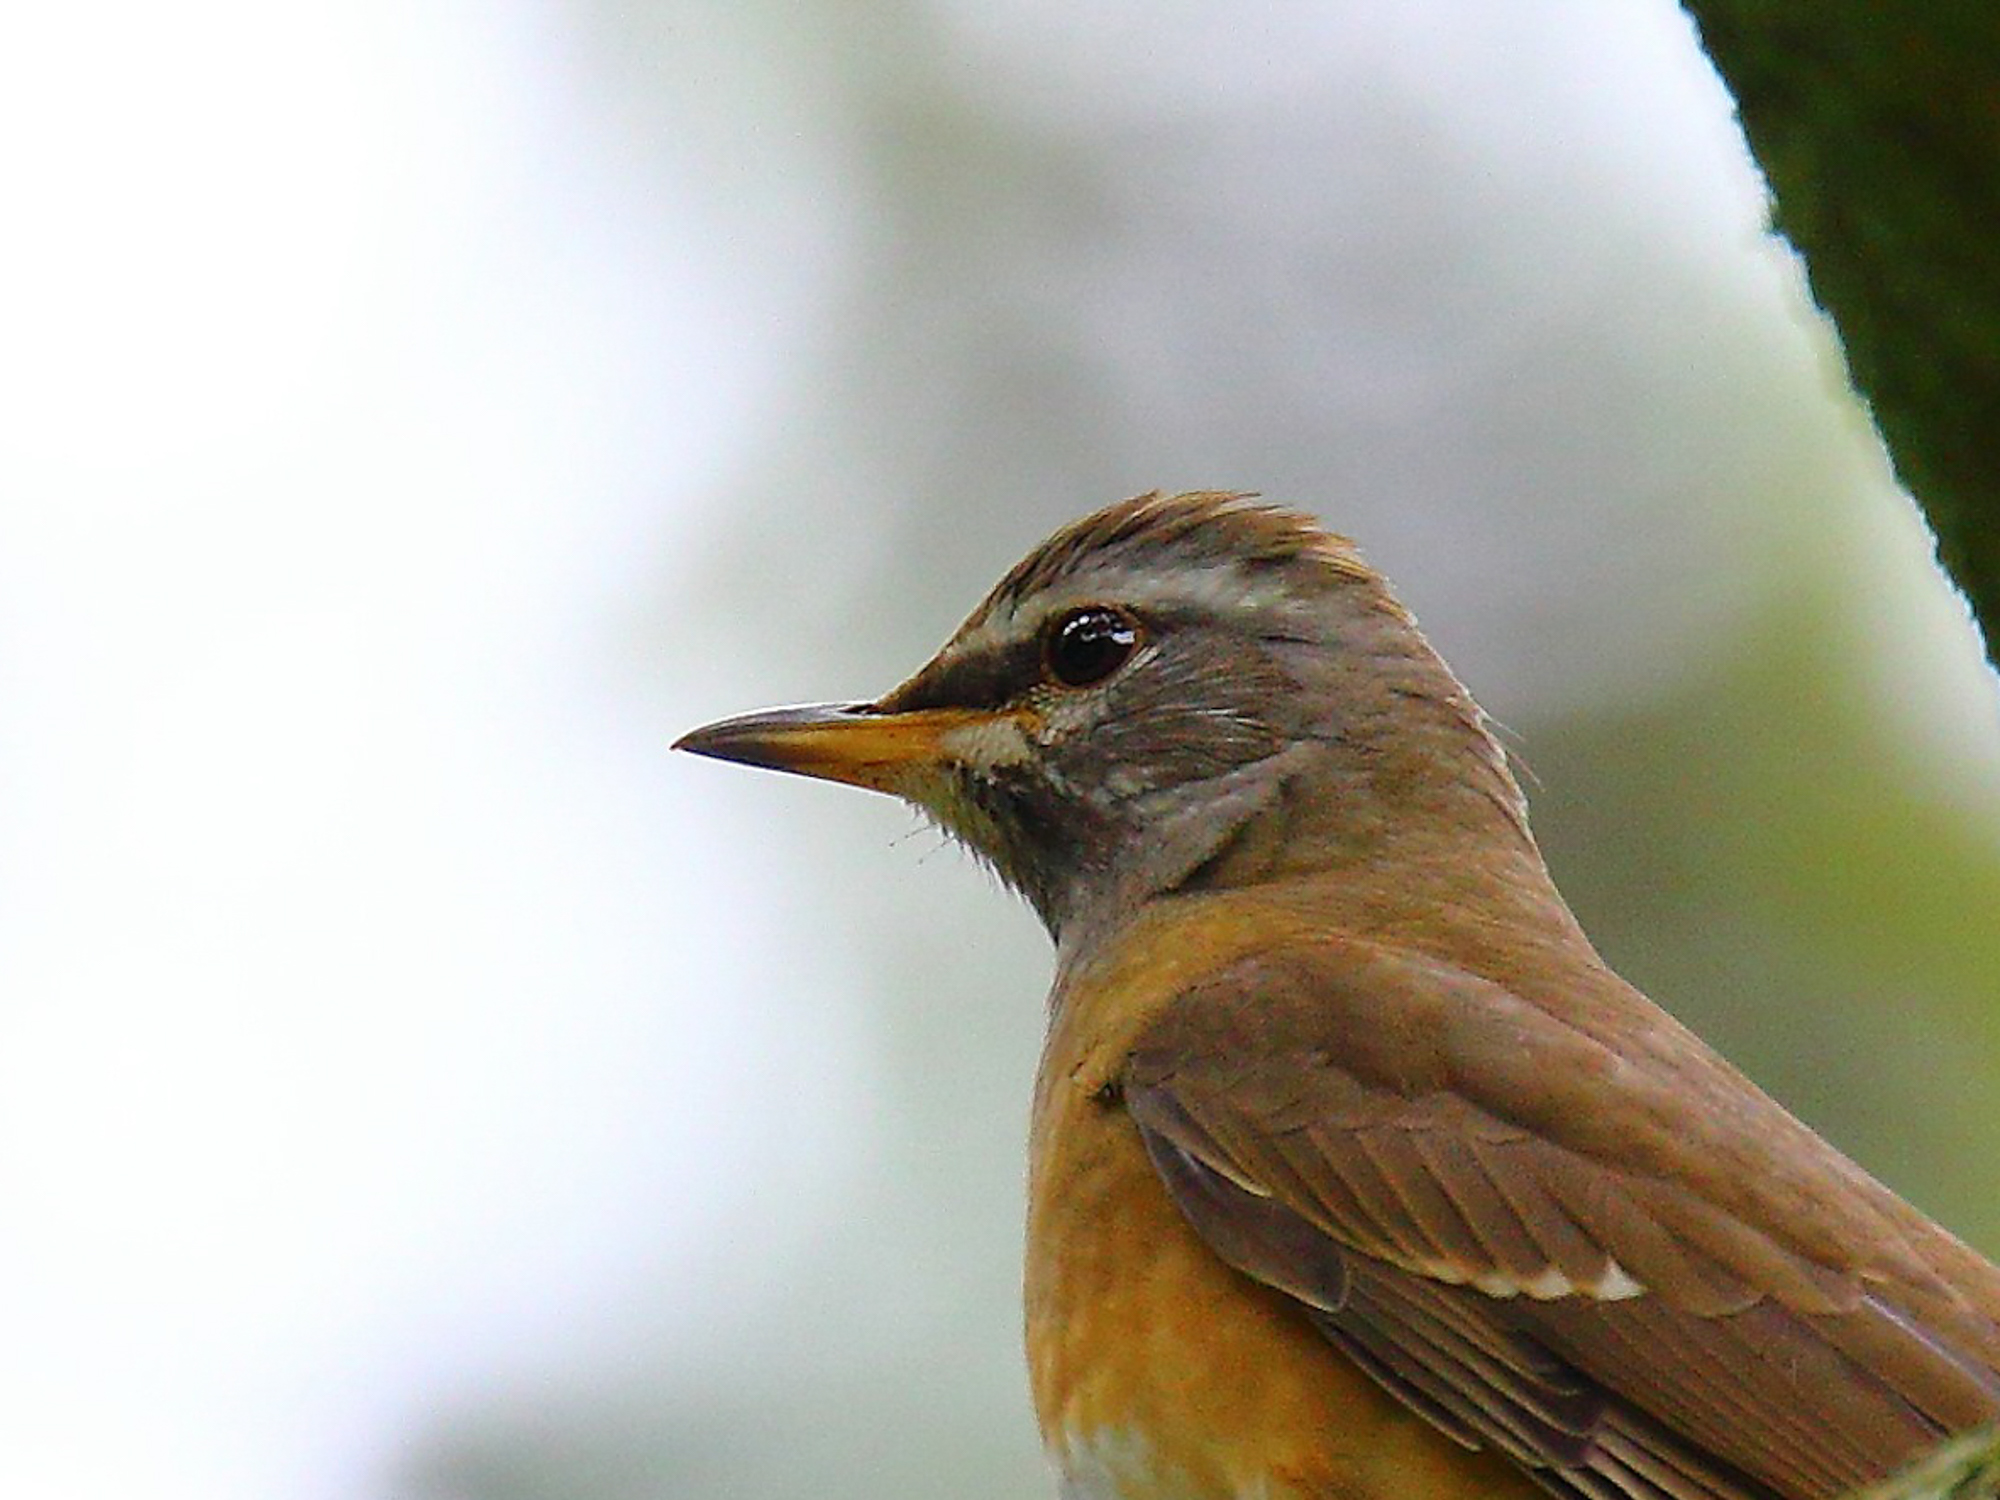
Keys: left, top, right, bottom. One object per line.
{"left": 937, "top": 711, "right": 1041, "bottom": 772}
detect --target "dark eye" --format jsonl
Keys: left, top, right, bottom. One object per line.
{"left": 1044, "top": 606, "right": 1141, "bottom": 689}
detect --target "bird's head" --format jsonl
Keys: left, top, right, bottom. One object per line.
{"left": 678, "top": 492, "right": 1529, "bottom": 940}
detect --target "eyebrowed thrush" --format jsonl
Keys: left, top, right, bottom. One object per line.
{"left": 676, "top": 491, "right": 2000, "bottom": 1500}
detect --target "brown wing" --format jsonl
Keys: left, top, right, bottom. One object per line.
{"left": 1121, "top": 942, "right": 2000, "bottom": 1500}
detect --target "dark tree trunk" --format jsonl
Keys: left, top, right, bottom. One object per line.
{"left": 1681, "top": 3, "right": 2000, "bottom": 661}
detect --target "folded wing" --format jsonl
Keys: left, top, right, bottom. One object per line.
{"left": 1122, "top": 943, "right": 2000, "bottom": 1500}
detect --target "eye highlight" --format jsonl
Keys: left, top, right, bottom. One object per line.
{"left": 1043, "top": 606, "right": 1142, "bottom": 689}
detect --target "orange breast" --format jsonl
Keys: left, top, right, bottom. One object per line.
{"left": 1024, "top": 899, "right": 1540, "bottom": 1500}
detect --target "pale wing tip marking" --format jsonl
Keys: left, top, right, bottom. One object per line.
{"left": 1424, "top": 1259, "right": 1647, "bottom": 1302}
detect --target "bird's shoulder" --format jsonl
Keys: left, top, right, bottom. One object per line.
{"left": 1118, "top": 930, "right": 1986, "bottom": 1313}
{"left": 1027, "top": 905, "right": 1549, "bottom": 1500}
{"left": 1098, "top": 931, "right": 2000, "bottom": 1496}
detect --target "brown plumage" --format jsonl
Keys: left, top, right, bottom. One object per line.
{"left": 677, "top": 491, "right": 2000, "bottom": 1499}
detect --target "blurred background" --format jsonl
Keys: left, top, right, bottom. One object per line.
{"left": 3, "top": 2, "right": 1998, "bottom": 1497}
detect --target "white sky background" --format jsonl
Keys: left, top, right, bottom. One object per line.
{"left": 0, "top": 3, "right": 859, "bottom": 1497}
{"left": 0, "top": 3, "right": 1995, "bottom": 1500}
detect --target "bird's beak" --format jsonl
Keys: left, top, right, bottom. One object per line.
{"left": 674, "top": 701, "right": 990, "bottom": 795}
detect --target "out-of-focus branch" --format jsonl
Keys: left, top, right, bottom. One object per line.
{"left": 1680, "top": 5, "right": 2000, "bottom": 661}
{"left": 1845, "top": 1427, "right": 2000, "bottom": 1500}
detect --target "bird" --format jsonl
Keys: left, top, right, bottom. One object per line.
{"left": 675, "top": 490, "right": 2000, "bottom": 1500}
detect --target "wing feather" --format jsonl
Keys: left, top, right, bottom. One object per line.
{"left": 1122, "top": 941, "right": 2000, "bottom": 1499}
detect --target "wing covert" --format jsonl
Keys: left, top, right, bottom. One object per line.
{"left": 1121, "top": 942, "right": 2000, "bottom": 1500}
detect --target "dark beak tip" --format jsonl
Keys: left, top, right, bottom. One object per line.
{"left": 670, "top": 724, "right": 722, "bottom": 756}
{"left": 671, "top": 717, "right": 741, "bottom": 758}
{"left": 672, "top": 701, "right": 881, "bottom": 766}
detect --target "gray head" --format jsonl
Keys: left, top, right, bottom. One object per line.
{"left": 678, "top": 491, "right": 1528, "bottom": 941}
